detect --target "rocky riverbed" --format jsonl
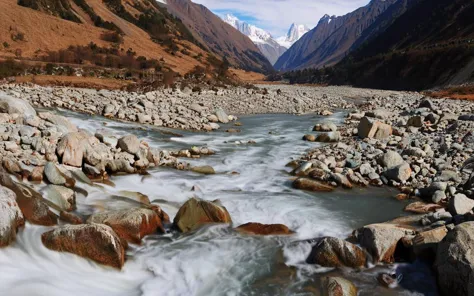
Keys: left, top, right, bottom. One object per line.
{"left": 1, "top": 83, "right": 474, "bottom": 295}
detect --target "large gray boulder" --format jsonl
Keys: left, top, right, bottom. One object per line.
{"left": 384, "top": 162, "right": 412, "bottom": 182}
{"left": 356, "top": 223, "right": 415, "bottom": 263}
{"left": 0, "top": 186, "right": 25, "bottom": 247}
{"left": 57, "top": 132, "right": 90, "bottom": 167}
{"left": 436, "top": 222, "right": 474, "bottom": 296}
{"left": 378, "top": 151, "right": 404, "bottom": 169}
{"left": 448, "top": 194, "right": 474, "bottom": 216}
{"left": 117, "top": 135, "right": 140, "bottom": 155}
{"left": 0, "top": 94, "right": 36, "bottom": 117}
{"left": 215, "top": 108, "right": 229, "bottom": 124}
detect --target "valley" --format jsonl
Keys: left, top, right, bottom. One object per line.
{"left": 1, "top": 0, "right": 474, "bottom": 295}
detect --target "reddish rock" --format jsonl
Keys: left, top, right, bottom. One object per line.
{"left": 293, "top": 178, "right": 335, "bottom": 192}
{"left": 60, "top": 211, "right": 84, "bottom": 225}
{"left": 236, "top": 223, "right": 294, "bottom": 235}
{"left": 306, "top": 237, "right": 367, "bottom": 268}
{"left": 41, "top": 224, "right": 125, "bottom": 269}
{"left": 87, "top": 208, "right": 164, "bottom": 244}
{"left": 174, "top": 198, "right": 232, "bottom": 233}
{"left": 404, "top": 201, "right": 443, "bottom": 214}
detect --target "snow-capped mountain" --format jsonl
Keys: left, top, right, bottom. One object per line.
{"left": 276, "top": 23, "right": 311, "bottom": 49}
{"left": 222, "top": 14, "right": 286, "bottom": 65}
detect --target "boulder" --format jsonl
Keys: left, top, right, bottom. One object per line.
{"left": 384, "top": 162, "right": 411, "bottom": 183}
{"left": 44, "top": 162, "right": 75, "bottom": 187}
{"left": 448, "top": 194, "right": 474, "bottom": 216}
{"left": 357, "top": 117, "right": 392, "bottom": 139}
{"left": 87, "top": 208, "right": 165, "bottom": 244}
{"left": 215, "top": 108, "right": 229, "bottom": 124}
{"left": 117, "top": 135, "right": 140, "bottom": 155}
{"left": 236, "top": 223, "right": 294, "bottom": 235}
{"left": 306, "top": 237, "right": 366, "bottom": 268}
{"left": 191, "top": 165, "right": 215, "bottom": 175}
{"left": 173, "top": 198, "right": 232, "bottom": 233}
{"left": 356, "top": 223, "right": 415, "bottom": 263}
{"left": 57, "top": 132, "right": 89, "bottom": 167}
{"left": 378, "top": 151, "right": 404, "bottom": 169}
{"left": 0, "top": 94, "right": 36, "bottom": 117}
{"left": 316, "top": 131, "right": 341, "bottom": 143}
{"left": 320, "top": 277, "right": 357, "bottom": 296}
{"left": 41, "top": 113, "right": 78, "bottom": 132}
{"left": 44, "top": 185, "right": 75, "bottom": 212}
{"left": 293, "top": 178, "right": 335, "bottom": 192}
{"left": 0, "top": 186, "right": 25, "bottom": 247}
{"left": 41, "top": 224, "right": 125, "bottom": 269}
{"left": 330, "top": 173, "right": 352, "bottom": 189}
{"left": 436, "top": 222, "right": 474, "bottom": 296}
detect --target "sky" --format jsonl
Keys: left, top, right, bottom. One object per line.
{"left": 192, "top": 0, "right": 369, "bottom": 37}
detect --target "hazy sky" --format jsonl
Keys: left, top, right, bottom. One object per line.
{"left": 192, "top": 0, "right": 369, "bottom": 37}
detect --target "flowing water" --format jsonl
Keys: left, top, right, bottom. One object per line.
{"left": 0, "top": 110, "right": 438, "bottom": 296}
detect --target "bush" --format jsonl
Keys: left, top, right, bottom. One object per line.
{"left": 100, "top": 31, "right": 123, "bottom": 44}
{"left": 0, "top": 59, "right": 26, "bottom": 79}
{"left": 2, "top": 42, "right": 9, "bottom": 48}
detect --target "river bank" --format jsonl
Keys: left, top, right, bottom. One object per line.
{"left": 0, "top": 84, "right": 473, "bottom": 295}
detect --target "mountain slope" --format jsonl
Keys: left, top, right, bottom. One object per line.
{"left": 1, "top": 0, "right": 209, "bottom": 74}
{"left": 165, "top": 0, "right": 273, "bottom": 73}
{"left": 335, "top": 0, "right": 474, "bottom": 89}
{"left": 222, "top": 14, "right": 286, "bottom": 65}
{"left": 276, "top": 23, "right": 310, "bottom": 49}
{"left": 275, "top": 0, "right": 399, "bottom": 71}
{"left": 282, "top": 0, "right": 474, "bottom": 90}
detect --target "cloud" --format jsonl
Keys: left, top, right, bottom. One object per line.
{"left": 192, "top": 0, "right": 369, "bottom": 37}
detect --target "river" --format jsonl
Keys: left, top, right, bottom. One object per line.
{"left": 0, "top": 110, "right": 437, "bottom": 296}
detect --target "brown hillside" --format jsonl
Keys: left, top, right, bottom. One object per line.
{"left": 0, "top": 0, "right": 208, "bottom": 74}
{"left": 166, "top": 0, "right": 274, "bottom": 74}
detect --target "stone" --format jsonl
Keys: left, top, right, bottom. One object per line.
{"left": 173, "top": 198, "right": 232, "bottom": 233}
{"left": 320, "top": 277, "right": 357, "bottom": 296}
{"left": 87, "top": 208, "right": 165, "bottom": 244}
{"left": 2, "top": 158, "right": 21, "bottom": 174}
{"left": 293, "top": 178, "right": 335, "bottom": 192}
{"left": 44, "top": 185, "right": 75, "bottom": 212}
{"left": 405, "top": 202, "right": 442, "bottom": 214}
{"left": 378, "top": 151, "right": 404, "bottom": 169}
{"left": 330, "top": 173, "right": 353, "bottom": 189}
{"left": 316, "top": 132, "right": 341, "bottom": 143}
{"left": 313, "top": 123, "right": 337, "bottom": 132}
{"left": 207, "top": 114, "right": 218, "bottom": 123}
{"left": 236, "top": 223, "right": 294, "bottom": 235}
{"left": 29, "top": 166, "right": 44, "bottom": 182}
{"left": 407, "top": 116, "right": 424, "bottom": 127}
{"left": 432, "top": 190, "right": 447, "bottom": 204}
{"left": 435, "top": 222, "right": 474, "bottom": 296}
{"left": 41, "top": 224, "right": 125, "bottom": 269}
{"left": 303, "top": 134, "right": 316, "bottom": 142}
{"left": 0, "top": 186, "right": 25, "bottom": 247}
{"left": 377, "top": 273, "right": 400, "bottom": 289}
{"left": 39, "top": 112, "right": 78, "bottom": 132}
{"left": 215, "top": 108, "right": 229, "bottom": 123}
{"left": 384, "top": 162, "right": 411, "bottom": 183}
{"left": 191, "top": 166, "right": 215, "bottom": 175}
{"left": 0, "top": 94, "right": 36, "bottom": 117}
{"left": 356, "top": 223, "right": 415, "bottom": 263}
{"left": 448, "top": 194, "right": 474, "bottom": 216}
{"left": 306, "top": 237, "right": 366, "bottom": 268}
{"left": 57, "top": 132, "right": 89, "bottom": 167}
{"left": 44, "top": 162, "right": 75, "bottom": 187}
{"left": 357, "top": 117, "right": 392, "bottom": 139}
{"left": 117, "top": 135, "right": 140, "bottom": 155}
